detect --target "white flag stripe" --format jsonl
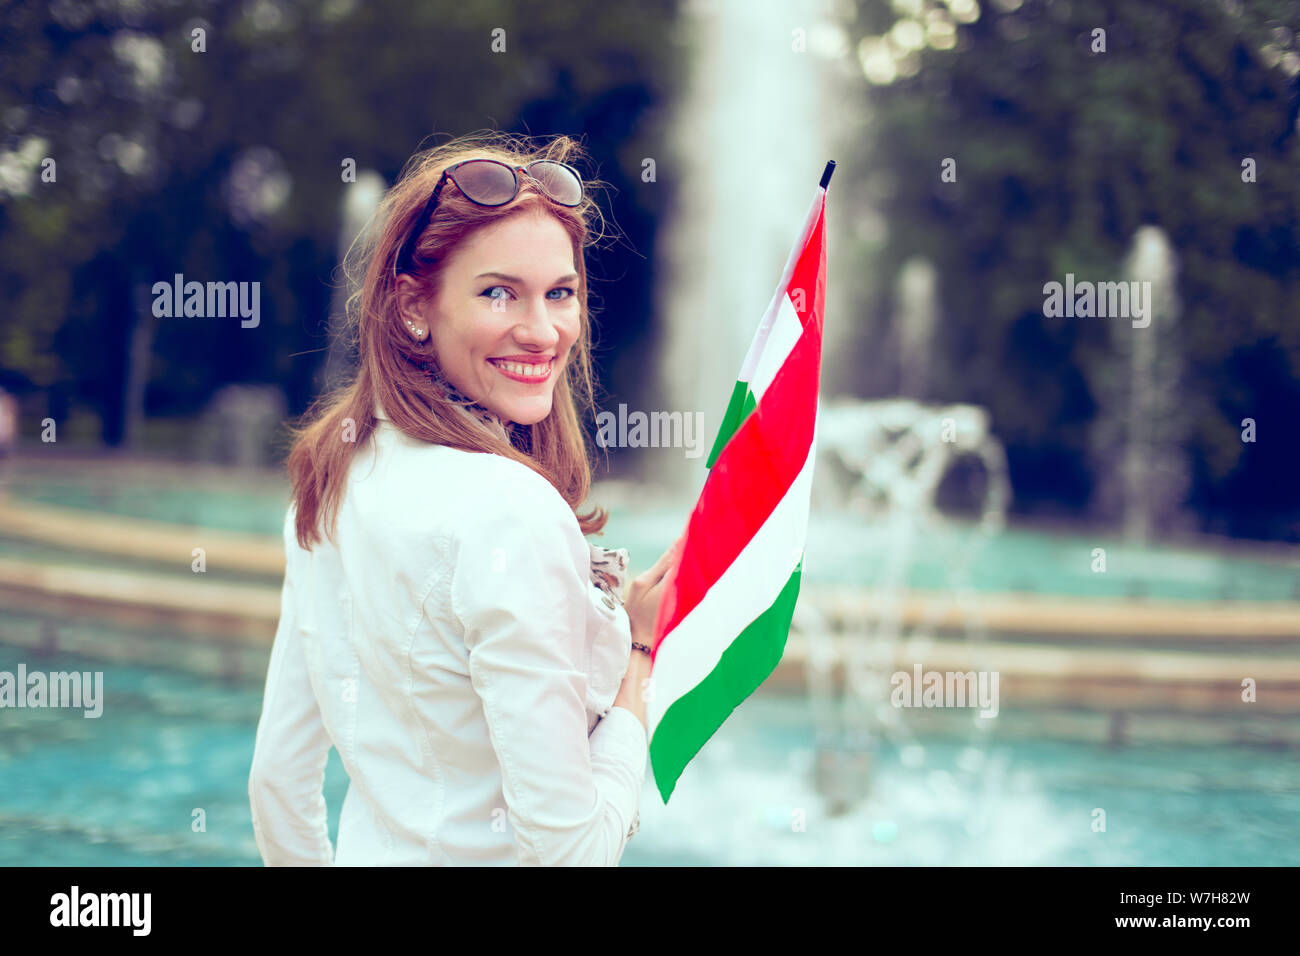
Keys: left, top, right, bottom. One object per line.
{"left": 748, "top": 291, "right": 802, "bottom": 401}
{"left": 737, "top": 185, "right": 826, "bottom": 384}
{"left": 648, "top": 405, "right": 819, "bottom": 738}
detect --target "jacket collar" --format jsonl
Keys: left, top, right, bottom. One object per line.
{"left": 372, "top": 397, "right": 514, "bottom": 445}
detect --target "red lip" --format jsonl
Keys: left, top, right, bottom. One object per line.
{"left": 488, "top": 355, "right": 555, "bottom": 364}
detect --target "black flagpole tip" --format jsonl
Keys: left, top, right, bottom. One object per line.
{"left": 819, "top": 160, "right": 836, "bottom": 189}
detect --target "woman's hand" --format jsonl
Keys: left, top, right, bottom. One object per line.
{"left": 622, "top": 533, "right": 685, "bottom": 648}
{"left": 613, "top": 533, "right": 685, "bottom": 730}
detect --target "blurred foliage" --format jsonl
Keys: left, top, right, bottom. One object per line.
{"left": 3, "top": 0, "right": 1298, "bottom": 543}
{"left": 845, "top": 0, "right": 1300, "bottom": 540}
{"left": 0, "top": 0, "right": 682, "bottom": 443}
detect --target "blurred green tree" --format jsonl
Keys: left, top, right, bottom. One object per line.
{"left": 844, "top": 0, "right": 1300, "bottom": 540}
{"left": 0, "top": 0, "right": 681, "bottom": 449}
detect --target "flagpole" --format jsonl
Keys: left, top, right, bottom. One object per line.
{"left": 820, "top": 159, "right": 836, "bottom": 189}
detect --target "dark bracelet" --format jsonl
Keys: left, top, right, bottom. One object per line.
{"left": 631, "top": 641, "right": 653, "bottom": 656}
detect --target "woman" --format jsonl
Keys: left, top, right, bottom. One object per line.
{"left": 248, "top": 132, "right": 682, "bottom": 866}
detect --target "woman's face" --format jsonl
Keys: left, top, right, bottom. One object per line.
{"left": 403, "top": 209, "right": 582, "bottom": 426}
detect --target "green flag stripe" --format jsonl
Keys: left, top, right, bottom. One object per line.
{"left": 649, "top": 563, "right": 803, "bottom": 803}
{"left": 704, "top": 380, "right": 757, "bottom": 469}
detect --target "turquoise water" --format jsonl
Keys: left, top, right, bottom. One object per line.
{"left": 3, "top": 473, "right": 1298, "bottom": 864}
{"left": 6, "top": 477, "right": 1300, "bottom": 601}
{"left": 1, "top": 643, "right": 1296, "bottom": 866}
{"left": 5, "top": 478, "right": 291, "bottom": 537}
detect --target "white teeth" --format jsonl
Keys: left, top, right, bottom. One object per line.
{"left": 494, "top": 360, "right": 549, "bottom": 377}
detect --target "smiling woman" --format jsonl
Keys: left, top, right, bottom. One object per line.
{"left": 250, "top": 132, "right": 682, "bottom": 867}
{"left": 287, "top": 134, "right": 612, "bottom": 547}
{"left": 396, "top": 212, "right": 583, "bottom": 426}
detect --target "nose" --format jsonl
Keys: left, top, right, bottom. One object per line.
{"left": 512, "top": 295, "right": 561, "bottom": 351}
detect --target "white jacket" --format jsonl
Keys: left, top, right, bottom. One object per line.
{"left": 248, "top": 410, "right": 648, "bottom": 865}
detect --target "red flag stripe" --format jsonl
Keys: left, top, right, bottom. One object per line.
{"left": 657, "top": 309, "right": 819, "bottom": 640}
{"left": 789, "top": 198, "right": 827, "bottom": 333}
{"left": 655, "top": 200, "right": 826, "bottom": 644}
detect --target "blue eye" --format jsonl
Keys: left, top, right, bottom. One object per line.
{"left": 480, "top": 286, "right": 576, "bottom": 301}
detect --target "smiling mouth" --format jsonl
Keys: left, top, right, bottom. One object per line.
{"left": 487, "top": 357, "right": 554, "bottom": 383}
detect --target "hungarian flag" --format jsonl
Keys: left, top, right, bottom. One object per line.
{"left": 648, "top": 161, "right": 834, "bottom": 803}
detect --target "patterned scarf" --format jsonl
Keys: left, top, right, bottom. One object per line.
{"left": 420, "top": 359, "right": 521, "bottom": 446}
{"left": 419, "top": 360, "right": 629, "bottom": 604}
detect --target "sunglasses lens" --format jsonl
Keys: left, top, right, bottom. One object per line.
{"left": 527, "top": 161, "right": 583, "bottom": 205}
{"left": 452, "top": 160, "right": 518, "bottom": 205}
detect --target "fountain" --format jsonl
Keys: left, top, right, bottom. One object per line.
{"left": 1088, "top": 225, "right": 1191, "bottom": 542}
{"left": 796, "top": 233, "right": 1011, "bottom": 817}
{"left": 802, "top": 397, "right": 1011, "bottom": 815}
{"left": 323, "top": 169, "right": 386, "bottom": 391}
{"left": 650, "top": 0, "right": 855, "bottom": 492}
{"left": 894, "top": 257, "right": 938, "bottom": 399}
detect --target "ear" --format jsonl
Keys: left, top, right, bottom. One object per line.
{"left": 395, "top": 274, "right": 430, "bottom": 339}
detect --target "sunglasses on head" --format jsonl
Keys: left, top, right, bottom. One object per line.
{"left": 394, "top": 158, "right": 584, "bottom": 276}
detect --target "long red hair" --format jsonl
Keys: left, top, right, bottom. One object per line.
{"left": 286, "top": 132, "right": 611, "bottom": 549}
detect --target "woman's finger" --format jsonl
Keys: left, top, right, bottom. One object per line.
{"left": 640, "top": 531, "right": 686, "bottom": 583}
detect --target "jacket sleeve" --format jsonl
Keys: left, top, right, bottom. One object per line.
{"left": 248, "top": 521, "right": 335, "bottom": 866}
{"left": 447, "top": 491, "right": 648, "bottom": 866}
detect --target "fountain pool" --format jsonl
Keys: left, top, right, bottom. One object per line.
{"left": 1, "top": 641, "right": 1296, "bottom": 866}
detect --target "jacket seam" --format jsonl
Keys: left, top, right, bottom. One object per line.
{"left": 446, "top": 501, "right": 562, "bottom": 866}
{"left": 405, "top": 525, "right": 454, "bottom": 865}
